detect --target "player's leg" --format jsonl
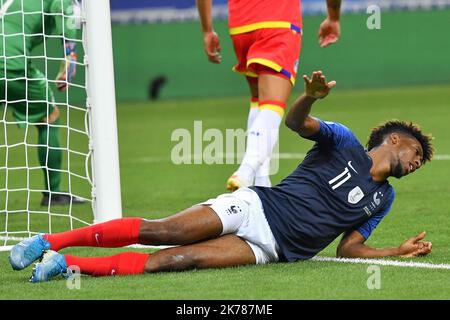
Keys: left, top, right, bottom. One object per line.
{"left": 22, "top": 70, "right": 62, "bottom": 199}
{"left": 44, "top": 205, "right": 222, "bottom": 251}
{"left": 240, "top": 76, "right": 277, "bottom": 187}
{"left": 9, "top": 204, "right": 224, "bottom": 270}
{"left": 145, "top": 234, "right": 256, "bottom": 272}
{"left": 234, "top": 70, "right": 292, "bottom": 189}
{"left": 26, "top": 70, "right": 86, "bottom": 206}
{"left": 10, "top": 187, "right": 252, "bottom": 270}
{"left": 254, "top": 72, "right": 292, "bottom": 187}
{"left": 226, "top": 76, "right": 259, "bottom": 190}
{"left": 228, "top": 29, "right": 300, "bottom": 190}
{"left": 30, "top": 234, "right": 256, "bottom": 282}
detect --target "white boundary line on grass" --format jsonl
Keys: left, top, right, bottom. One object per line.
{"left": 312, "top": 256, "right": 450, "bottom": 270}
{"left": 2, "top": 243, "right": 450, "bottom": 270}
{"left": 129, "top": 245, "right": 450, "bottom": 271}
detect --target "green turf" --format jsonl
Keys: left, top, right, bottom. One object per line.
{"left": 1, "top": 84, "right": 450, "bottom": 299}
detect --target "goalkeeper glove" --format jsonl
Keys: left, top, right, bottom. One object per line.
{"left": 56, "top": 42, "right": 77, "bottom": 91}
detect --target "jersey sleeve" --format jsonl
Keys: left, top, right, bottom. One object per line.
{"left": 304, "top": 119, "right": 360, "bottom": 149}
{"left": 357, "top": 188, "right": 395, "bottom": 240}
{"left": 50, "top": 0, "right": 80, "bottom": 39}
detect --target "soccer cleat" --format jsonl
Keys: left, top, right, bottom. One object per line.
{"left": 226, "top": 174, "right": 250, "bottom": 191}
{"left": 9, "top": 234, "right": 51, "bottom": 271}
{"left": 41, "top": 193, "right": 86, "bottom": 206}
{"left": 30, "top": 250, "right": 70, "bottom": 283}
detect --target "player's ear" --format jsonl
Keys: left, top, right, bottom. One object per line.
{"left": 389, "top": 133, "right": 400, "bottom": 146}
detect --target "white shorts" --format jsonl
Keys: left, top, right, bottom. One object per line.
{"left": 199, "top": 187, "right": 280, "bottom": 264}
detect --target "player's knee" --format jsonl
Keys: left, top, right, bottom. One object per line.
{"left": 139, "top": 219, "right": 185, "bottom": 244}
{"left": 146, "top": 250, "right": 200, "bottom": 272}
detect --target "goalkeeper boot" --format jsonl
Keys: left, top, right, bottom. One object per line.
{"left": 41, "top": 192, "right": 86, "bottom": 206}
{"left": 30, "top": 250, "right": 71, "bottom": 283}
{"left": 9, "top": 234, "right": 51, "bottom": 271}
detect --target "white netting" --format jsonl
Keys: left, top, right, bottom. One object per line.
{"left": 0, "top": 0, "right": 93, "bottom": 248}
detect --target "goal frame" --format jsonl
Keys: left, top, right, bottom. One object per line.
{"left": 84, "top": 0, "right": 122, "bottom": 224}
{"left": 0, "top": 0, "right": 122, "bottom": 251}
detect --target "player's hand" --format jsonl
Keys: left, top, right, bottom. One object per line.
{"left": 318, "top": 17, "right": 340, "bottom": 48}
{"left": 398, "top": 232, "right": 433, "bottom": 257}
{"left": 303, "top": 71, "right": 337, "bottom": 99}
{"left": 203, "top": 30, "right": 222, "bottom": 64}
{"left": 55, "top": 51, "right": 77, "bottom": 91}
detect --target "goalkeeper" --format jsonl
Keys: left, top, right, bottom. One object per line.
{"left": 0, "top": 0, "right": 84, "bottom": 206}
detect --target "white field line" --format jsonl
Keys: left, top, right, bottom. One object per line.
{"left": 129, "top": 245, "right": 450, "bottom": 271}
{"left": 129, "top": 153, "right": 450, "bottom": 164}
{"left": 1, "top": 243, "right": 449, "bottom": 270}
{"left": 312, "top": 256, "right": 450, "bottom": 270}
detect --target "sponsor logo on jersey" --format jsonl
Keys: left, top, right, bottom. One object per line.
{"left": 348, "top": 161, "right": 358, "bottom": 174}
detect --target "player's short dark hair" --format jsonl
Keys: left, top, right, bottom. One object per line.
{"left": 367, "top": 120, "right": 434, "bottom": 164}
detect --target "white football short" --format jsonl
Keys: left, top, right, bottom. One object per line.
{"left": 198, "top": 187, "right": 280, "bottom": 264}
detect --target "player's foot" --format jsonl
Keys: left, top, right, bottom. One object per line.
{"left": 9, "top": 234, "right": 51, "bottom": 271}
{"left": 226, "top": 174, "right": 250, "bottom": 191}
{"left": 30, "top": 250, "right": 71, "bottom": 283}
{"left": 41, "top": 193, "right": 86, "bottom": 206}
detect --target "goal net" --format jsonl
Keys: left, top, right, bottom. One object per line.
{"left": 0, "top": 0, "right": 122, "bottom": 251}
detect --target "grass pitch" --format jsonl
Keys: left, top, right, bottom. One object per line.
{"left": 1, "top": 84, "right": 450, "bottom": 299}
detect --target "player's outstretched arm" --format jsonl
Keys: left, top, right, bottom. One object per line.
{"left": 319, "top": 0, "right": 341, "bottom": 48}
{"left": 196, "top": 0, "right": 222, "bottom": 64}
{"left": 336, "top": 230, "right": 433, "bottom": 259}
{"left": 285, "top": 71, "right": 336, "bottom": 137}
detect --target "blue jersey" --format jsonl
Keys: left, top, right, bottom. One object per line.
{"left": 251, "top": 120, "right": 395, "bottom": 262}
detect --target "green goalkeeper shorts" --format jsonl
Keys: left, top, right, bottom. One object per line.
{"left": 0, "top": 67, "right": 56, "bottom": 128}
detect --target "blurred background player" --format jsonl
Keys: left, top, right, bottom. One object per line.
{"left": 0, "top": 0, "right": 84, "bottom": 205}
{"left": 196, "top": 0, "right": 342, "bottom": 190}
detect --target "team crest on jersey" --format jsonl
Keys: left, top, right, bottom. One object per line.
{"left": 348, "top": 186, "right": 364, "bottom": 204}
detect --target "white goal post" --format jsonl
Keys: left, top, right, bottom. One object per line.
{"left": 0, "top": 0, "right": 122, "bottom": 251}
{"left": 84, "top": 0, "right": 122, "bottom": 223}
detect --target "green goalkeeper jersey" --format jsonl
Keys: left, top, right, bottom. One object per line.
{"left": 0, "top": 0, "right": 78, "bottom": 72}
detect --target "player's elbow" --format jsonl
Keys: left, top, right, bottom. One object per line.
{"left": 336, "top": 246, "right": 348, "bottom": 258}
{"left": 336, "top": 242, "right": 357, "bottom": 258}
{"left": 284, "top": 117, "right": 297, "bottom": 131}
{"left": 285, "top": 118, "right": 304, "bottom": 134}
{"left": 336, "top": 244, "right": 346, "bottom": 258}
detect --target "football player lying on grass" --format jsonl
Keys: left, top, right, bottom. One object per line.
{"left": 9, "top": 71, "right": 434, "bottom": 282}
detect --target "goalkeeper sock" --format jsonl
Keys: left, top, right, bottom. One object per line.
{"left": 65, "top": 252, "right": 150, "bottom": 276}
{"left": 45, "top": 218, "right": 142, "bottom": 251}
{"left": 236, "top": 100, "right": 284, "bottom": 183}
{"left": 37, "top": 120, "right": 62, "bottom": 192}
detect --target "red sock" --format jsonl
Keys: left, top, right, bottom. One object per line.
{"left": 65, "top": 252, "right": 150, "bottom": 276}
{"left": 45, "top": 218, "right": 142, "bottom": 251}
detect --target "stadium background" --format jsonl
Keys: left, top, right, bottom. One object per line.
{"left": 40, "top": 0, "right": 450, "bottom": 103}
